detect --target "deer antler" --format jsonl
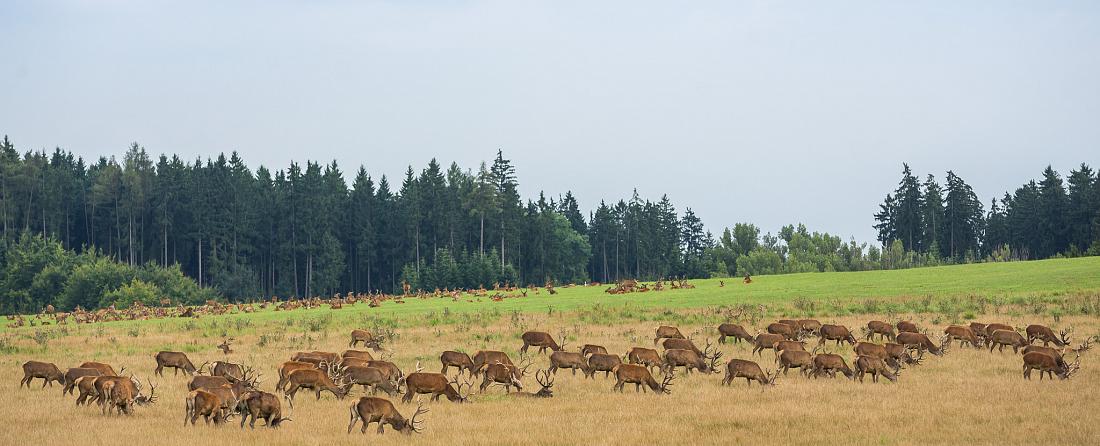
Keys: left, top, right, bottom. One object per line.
{"left": 1075, "top": 338, "right": 1093, "bottom": 353}
{"left": 1060, "top": 328, "right": 1073, "bottom": 346}
{"left": 415, "top": 361, "right": 424, "bottom": 373}
{"left": 660, "top": 371, "right": 675, "bottom": 394}
{"left": 410, "top": 402, "right": 429, "bottom": 433}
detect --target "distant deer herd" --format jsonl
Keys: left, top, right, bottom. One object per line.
{"left": 16, "top": 309, "right": 1093, "bottom": 436}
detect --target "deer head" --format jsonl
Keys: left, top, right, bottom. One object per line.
{"left": 534, "top": 369, "right": 554, "bottom": 397}
{"left": 402, "top": 402, "right": 429, "bottom": 434}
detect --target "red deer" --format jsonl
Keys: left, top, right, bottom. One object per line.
{"left": 717, "top": 323, "right": 753, "bottom": 344}
{"left": 944, "top": 325, "right": 981, "bottom": 348}
{"left": 343, "top": 350, "right": 375, "bottom": 361}
{"left": 653, "top": 325, "right": 685, "bottom": 345}
{"left": 970, "top": 322, "right": 989, "bottom": 342}
{"left": 585, "top": 353, "right": 622, "bottom": 379}
{"left": 896, "top": 332, "right": 948, "bottom": 356}
{"left": 662, "top": 337, "right": 703, "bottom": 356}
{"left": 284, "top": 368, "right": 349, "bottom": 400}
{"left": 20, "top": 361, "right": 64, "bottom": 388}
{"left": 984, "top": 323, "right": 1014, "bottom": 338}
{"left": 810, "top": 354, "right": 854, "bottom": 379}
{"left": 1023, "top": 351, "right": 1080, "bottom": 380}
{"left": 509, "top": 369, "right": 554, "bottom": 397}
{"left": 777, "top": 349, "right": 815, "bottom": 376}
{"left": 238, "top": 391, "right": 292, "bottom": 429}
{"left": 817, "top": 325, "right": 857, "bottom": 347}
{"left": 1025, "top": 325, "right": 1070, "bottom": 347}
{"left": 291, "top": 351, "right": 339, "bottom": 367}
{"left": 752, "top": 333, "right": 786, "bottom": 356}
{"left": 612, "top": 364, "right": 674, "bottom": 394}
{"left": 341, "top": 357, "right": 373, "bottom": 369}
{"left": 210, "top": 361, "right": 254, "bottom": 384}
{"left": 855, "top": 343, "right": 902, "bottom": 371}
{"left": 865, "top": 321, "right": 897, "bottom": 342}
{"left": 885, "top": 343, "right": 922, "bottom": 366}
{"left": 276, "top": 361, "right": 317, "bottom": 391}
{"left": 775, "top": 340, "right": 806, "bottom": 353}
{"left": 349, "top": 329, "right": 384, "bottom": 348}
{"left": 217, "top": 338, "right": 233, "bottom": 355}
{"left": 79, "top": 361, "right": 119, "bottom": 376}
{"left": 99, "top": 376, "right": 156, "bottom": 414}
{"left": 185, "top": 389, "right": 227, "bottom": 425}
{"left": 896, "top": 321, "right": 919, "bottom": 333}
{"left": 154, "top": 351, "right": 199, "bottom": 376}
{"left": 344, "top": 366, "right": 401, "bottom": 396}
{"left": 662, "top": 343, "right": 722, "bottom": 376}
{"left": 402, "top": 372, "right": 469, "bottom": 402}
{"left": 627, "top": 347, "right": 662, "bottom": 372}
{"left": 347, "top": 398, "right": 427, "bottom": 435}
{"left": 722, "top": 359, "right": 779, "bottom": 387}
{"left": 580, "top": 344, "right": 608, "bottom": 356}
{"left": 768, "top": 322, "right": 801, "bottom": 340}
{"left": 62, "top": 367, "right": 102, "bottom": 395}
{"left": 520, "top": 330, "right": 565, "bottom": 354}
{"left": 440, "top": 351, "right": 475, "bottom": 376}
{"left": 549, "top": 351, "right": 591, "bottom": 376}
{"left": 74, "top": 375, "right": 103, "bottom": 405}
{"left": 363, "top": 360, "right": 404, "bottom": 382}
{"left": 989, "top": 329, "right": 1028, "bottom": 353}
{"left": 480, "top": 361, "right": 531, "bottom": 393}
{"left": 798, "top": 319, "right": 823, "bottom": 335}
{"left": 854, "top": 355, "right": 898, "bottom": 383}
{"left": 471, "top": 351, "right": 514, "bottom": 376}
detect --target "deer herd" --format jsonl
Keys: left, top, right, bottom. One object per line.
{"left": 16, "top": 314, "right": 1092, "bottom": 437}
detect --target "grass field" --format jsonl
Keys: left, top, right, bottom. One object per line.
{"left": 3, "top": 257, "right": 1100, "bottom": 445}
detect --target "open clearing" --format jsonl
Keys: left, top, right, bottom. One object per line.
{"left": 3, "top": 257, "right": 1100, "bottom": 445}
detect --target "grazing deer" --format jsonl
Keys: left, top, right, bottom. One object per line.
{"left": 896, "top": 321, "right": 919, "bottom": 333}
{"left": 810, "top": 354, "right": 855, "bottom": 379}
{"left": 944, "top": 325, "right": 982, "bottom": 348}
{"left": 778, "top": 349, "right": 815, "bottom": 376}
{"left": 348, "top": 398, "right": 427, "bottom": 435}
{"left": 154, "top": 351, "right": 199, "bottom": 376}
{"left": 349, "top": 329, "right": 383, "bottom": 348}
{"left": 884, "top": 343, "right": 922, "bottom": 367}
{"left": 291, "top": 351, "right": 339, "bottom": 366}
{"left": 663, "top": 341, "right": 722, "bottom": 375}
{"left": 62, "top": 367, "right": 102, "bottom": 395}
{"left": 21, "top": 361, "right": 64, "bottom": 388}
{"left": 343, "top": 350, "right": 375, "bottom": 361}
{"left": 363, "top": 360, "right": 404, "bottom": 382}
{"left": 471, "top": 351, "right": 514, "bottom": 376}
{"left": 238, "top": 391, "right": 292, "bottom": 429}
{"left": 78, "top": 361, "right": 119, "bottom": 376}
{"left": 101, "top": 376, "right": 156, "bottom": 414}
{"left": 798, "top": 319, "right": 823, "bottom": 335}
{"left": 654, "top": 325, "right": 685, "bottom": 345}
{"left": 580, "top": 344, "right": 608, "bottom": 356}
{"left": 627, "top": 347, "right": 662, "bottom": 372}
{"left": 1023, "top": 351, "right": 1080, "bottom": 380}
{"left": 185, "top": 389, "right": 228, "bottom": 425}
{"left": 722, "top": 359, "right": 779, "bottom": 387}
{"left": 509, "top": 369, "right": 555, "bottom": 398}
{"left": 768, "top": 322, "right": 801, "bottom": 341}
{"left": 854, "top": 355, "right": 898, "bottom": 383}
{"left": 344, "top": 366, "right": 401, "bottom": 396}
{"left": 970, "top": 322, "right": 989, "bottom": 342}
{"left": 612, "top": 364, "right": 674, "bottom": 394}
{"left": 284, "top": 368, "right": 350, "bottom": 401}
{"left": 480, "top": 360, "right": 531, "bottom": 393}
{"left": 752, "top": 333, "right": 786, "bottom": 356}
{"left": 662, "top": 337, "right": 703, "bottom": 356}
{"left": 341, "top": 357, "right": 373, "bottom": 369}
{"left": 896, "top": 332, "right": 948, "bottom": 356}
{"left": 402, "top": 373, "right": 469, "bottom": 402}
{"left": 1025, "top": 325, "right": 1070, "bottom": 347}
{"left": 585, "top": 353, "right": 623, "bottom": 379}
{"left": 717, "top": 323, "right": 753, "bottom": 344}
{"left": 210, "top": 361, "right": 253, "bottom": 384}
{"left": 520, "top": 330, "right": 565, "bottom": 354}
{"left": 865, "top": 321, "right": 897, "bottom": 342}
{"left": 439, "top": 351, "right": 475, "bottom": 376}
{"left": 817, "top": 325, "right": 857, "bottom": 346}
{"left": 855, "top": 343, "right": 902, "bottom": 372}
{"left": 549, "top": 351, "right": 591, "bottom": 376}
{"left": 276, "top": 361, "right": 318, "bottom": 391}
{"left": 775, "top": 340, "right": 806, "bottom": 353}
{"left": 217, "top": 338, "right": 234, "bottom": 355}
{"left": 989, "top": 329, "right": 1028, "bottom": 353}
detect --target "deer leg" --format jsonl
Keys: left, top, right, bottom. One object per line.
{"left": 286, "top": 384, "right": 300, "bottom": 400}
{"left": 315, "top": 389, "right": 322, "bottom": 400}
{"left": 41, "top": 378, "right": 49, "bottom": 388}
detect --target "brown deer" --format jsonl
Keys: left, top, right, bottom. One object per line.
{"left": 402, "top": 372, "right": 469, "bottom": 402}
{"left": 154, "top": 351, "right": 199, "bottom": 376}
{"left": 62, "top": 367, "right": 102, "bottom": 395}
{"left": 509, "top": 369, "right": 554, "bottom": 398}
{"left": 439, "top": 351, "right": 475, "bottom": 376}
{"left": 854, "top": 355, "right": 898, "bottom": 383}
{"left": 1025, "top": 325, "right": 1070, "bottom": 347}
{"left": 984, "top": 323, "right": 1014, "bottom": 339}
{"left": 347, "top": 398, "right": 427, "bottom": 435}
{"left": 627, "top": 347, "right": 662, "bottom": 372}
{"left": 1023, "top": 351, "right": 1080, "bottom": 380}
{"left": 343, "top": 350, "right": 375, "bottom": 361}
{"left": 291, "top": 351, "right": 339, "bottom": 366}
{"left": 363, "top": 360, "right": 404, "bottom": 382}
{"left": 480, "top": 360, "right": 531, "bottom": 393}
{"left": 722, "top": 359, "right": 779, "bottom": 387}
{"left": 210, "top": 361, "right": 252, "bottom": 384}
{"left": 217, "top": 338, "right": 234, "bottom": 355}
{"left": 752, "top": 333, "right": 786, "bottom": 356}
{"left": 78, "top": 361, "right": 119, "bottom": 376}
{"left": 185, "top": 389, "right": 227, "bottom": 425}
{"left": 896, "top": 332, "right": 948, "bottom": 356}
{"left": 612, "top": 364, "right": 674, "bottom": 394}
{"left": 989, "top": 329, "right": 1028, "bottom": 353}
{"left": 349, "top": 329, "right": 383, "bottom": 348}
{"left": 471, "top": 350, "right": 514, "bottom": 376}
{"left": 775, "top": 340, "right": 806, "bottom": 353}
{"left": 896, "top": 321, "right": 919, "bottom": 333}
{"left": 662, "top": 346, "right": 722, "bottom": 376}
{"left": 970, "top": 322, "right": 989, "bottom": 343}
{"left": 344, "top": 366, "right": 401, "bottom": 396}
{"left": 276, "top": 361, "right": 317, "bottom": 391}
{"left": 798, "top": 319, "right": 823, "bottom": 335}
{"left": 103, "top": 378, "right": 154, "bottom": 416}
{"left": 944, "top": 325, "right": 982, "bottom": 348}
{"left": 548, "top": 351, "right": 591, "bottom": 376}
{"left": 284, "top": 368, "right": 350, "bottom": 400}
{"left": 810, "top": 354, "right": 854, "bottom": 379}
{"left": 717, "top": 323, "right": 753, "bottom": 344}
{"left": 777, "top": 349, "right": 815, "bottom": 376}
{"left": 20, "top": 361, "right": 64, "bottom": 388}
{"left": 238, "top": 391, "right": 292, "bottom": 429}
{"left": 520, "top": 330, "right": 565, "bottom": 354}
{"left": 865, "top": 321, "right": 897, "bottom": 342}
{"left": 585, "top": 353, "right": 623, "bottom": 379}
{"left": 580, "top": 344, "right": 608, "bottom": 356}
{"left": 653, "top": 325, "right": 685, "bottom": 345}
{"left": 662, "top": 337, "right": 703, "bottom": 356}
{"left": 885, "top": 343, "right": 922, "bottom": 366}
{"left": 817, "top": 324, "right": 857, "bottom": 346}
{"left": 855, "top": 343, "right": 902, "bottom": 371}
{"left": 768, "top": 322, "right": 801, "bottom": 340}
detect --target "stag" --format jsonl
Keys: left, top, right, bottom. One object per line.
{"left": 627, "top": 347, "right": 662, "bottom": 372}
{"left": 717, "top": 323, "right": 753, "bottom": 344}
{"left": 612, "top": 364, "right": 674, "bottom": 394}
{"left": 654, "top": 325, "right": 685, "bottom": 345}
{"left": 775, "top": 340, "right": 806, "bottom": 354}
{"left": 62, "top": 367, "right": 102, "bottom": 395}
{"left": 276, "top": 361, "right": 317, "bottom": 391}
{"left": 480, "top": 360, "right": 531, "bottom": 393}
{"left": 349, "top": 329, "right": 385, "bottom": 349}
{"left": 154, "top": 351, "right": 198, "bottom": 376}
{"left": 810, "top": 354, "right": 855, "bottom": 379}
{"left": 343, "top": 350, "right": 375, "bottom": 361}
{"left": 855, "top": 343, "right": 902, "bottom": 372}
{"left": 585, "top": 353, "right": 623, "bottom": 379}
{"left": 752, "top": 333, "right": 786, "bottom": 356}
{"left": 885, "top": 343, "right": 922, "bottom": 366}
{"left": 970, "top": 322, "right": 989, "bottom": 343}
{"left": 549, "top": 351, "right": 591, "bottom": 376}
{"left": 896, "top": 321, "right": 919, "bottom": 333}
{"left": 722, "top": 359, "right": 779, "bottom": 387}
{"left": 78, "top": 361, "right": 119, "bottom": 376}
{"left": 101, "top": 376, "right": 156, "bottom": 415}
{"left": 238, "top": 391, "right": 293, "bottom": 429}
{"left": 348, "top": 398, "right": 427, "bottom": 435}
{"left": 777, "top": 349, "right": 815, "bottom": 376}
{"left": 580, "top": 344, "right": 608, "bottom": 356}
{"left": 865, "top": 321, "right": 897, "bottom": 342}
{"left": 363, "top": 360, "right": 404, "bottom": 382}
{"left": 944, "top": 325, "right": 982, "bottom": 348}
{"left": 817, "top": 325, "right": 857, "bottom": 347}
{"left": 1025, "top": 325, "right": 1070, "bottom": 347}
{"left": 798, "top": 319, "right": 823, "bottom": 335}
{"left": 344, "top": 366, "right": 401, "bottom": 396}
{"left": 471, "top": 351, "right": 514, "bottom": 376}
{"left": 217, "top": 338, "right": 234, "bottom": 355}
{"left": 185, "top": 389, "right": 228, "bottom": 425}
{"left": 520, "top": 330, "right": 566, "bottom": 354}
{"left": 989, "top": 329, "right": 1028, "bottom": 353}
{"left": 20, "top": 361, "right": 64, "bottom": 388}
{"left": 663, "top": 342, "right": 722, "bottom": 375}
{"left": 1023, "top": 351, "right": 1080, "bottom": 380}
{"left": 509, "top": 369, "right": 554, "bottom": 398}
{"left": 767, "top": 322, "right": 801, "bottom": 341}
{"left": 440, "top": 351, "right": 475, "bottom": 376}
{"left": 402, "top": 373, "right": 469, "bottom": 402}
{"left": 854, "top": 355, "right": 898, "bottom": 383}
{"left": 284, "top": 368, "right": 350, "bottom": 401}
{"left": 662, "top": 337, "right": 703, "bottom": 356}
{"left": 896, "top": 332, "right": 948, "bottom": 356}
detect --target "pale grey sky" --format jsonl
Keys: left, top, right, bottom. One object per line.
{"left": 2, "top": 1, "right": 1098, "bottom": 243}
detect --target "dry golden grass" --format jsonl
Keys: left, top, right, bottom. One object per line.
{"left": 3, "top": 312, "right": 1100, "bottom": 446}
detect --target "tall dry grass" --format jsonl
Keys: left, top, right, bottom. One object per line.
{"left": 2, "top": 314, "right": 1099, "bottom": 445}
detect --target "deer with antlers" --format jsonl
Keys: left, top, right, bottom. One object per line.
{"left": 627, "top": 347, "right": 662, "bottom": 372}
{"left": 509, "top": 369, "right": 555, "bottom": 398}
{"left": 238, "top": 391, "right": 293, "bottom": 429}
{"left": 988, "top": 329, "right": 1028, "bottom": 353}
{"left": 612, "top": 364, "right": 675, "bottom": 394}
{"left": 276, "top": 361, "right": 318, "bottom": 391}
{"left": 1025, "top": 325, "right": 1071, "bottom": 347}
{"left": 348, "top": 398, "right": 428, "bottom": 435}
{"left": 722, "top": 359, "right": 780, "bottom": 387}
{"left": 662, "top": 340, "right": 722, "bottom": 375}
{"left": 854, "top": 355, "right": 899, "bottom": 383}
{"left": 768, "top": 322, "right": 801, "bottom": 341}
{"left": 481, "top": 359, "right": 532, "bottom": 393}
{"left": 284, "top": 366, "right": 350, "bottom": 401}
{"left": 1023, "top": 351, "right": 1081, "bottom": 380}
{"left": 344, "top": 366, "right": 402, "bottom": 397}
{"left": 520, "top": 330, "right": 566, "bottom": 354}
{"left": 217, "top": 338, "right": 234, "bottom": 355}
{"left": 896, "top": 332, "right": 949, "bottom": 356}
{"left": 402, "top": 372, "right": 470, "bottom": 403}
{"left": 865, "top": 321, "right": 897, "bottom": 342}
{"left": 102, "top": 376, "right": 156, "bottom": 415}
{"left": 944, "top": 325, "right": 982, "bottom": 349}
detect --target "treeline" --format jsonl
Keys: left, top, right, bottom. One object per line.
{"left": 874, "top": 163, "right": 1100, "bottom": 261}
{"left": 0, "top": 135, "right": 717, "bottom": 300}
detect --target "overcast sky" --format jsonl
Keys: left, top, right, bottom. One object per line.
{"left": 2, "top": 1, "right": 1098, "bottom": 243}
